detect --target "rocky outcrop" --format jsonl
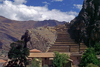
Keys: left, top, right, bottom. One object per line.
{"left": 68, "top": 0, "right": 100, "bottom": 46}
{"left": 22, "top": 26, "right": 57, "bottom": 52}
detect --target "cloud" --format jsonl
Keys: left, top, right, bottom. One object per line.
{"left": 0, "top": 0, "right": 3, "bottom": 2}
{"left": 73, "top": 4, "right": 82, "bottom": 10}
{"left": 51, "top": 0, "right": 63, "bottom": 2}
{"left": 42, "top": 1, "right": 50, "bottom": 7}
{"left": 0, "top": 0, "right": 78, "bottom": 22}
{"left": 13, "top": 0, "right": 27, "bottom": 4}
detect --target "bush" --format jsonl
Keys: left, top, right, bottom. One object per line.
{"left": 53, "top": 51, "right": 69, "bottom": 67}
{"left": 79, "top": 48, "right": 99, "bottom": 67}
{"left": 94, "top": 42, "right": 100, "bottom": 55}
{"left": 86, "top": 63, "right": 99, "bottom": 67}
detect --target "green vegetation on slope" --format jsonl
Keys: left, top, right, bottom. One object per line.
{"left": 5, "top": 41, "right": 29, "bottom": 67}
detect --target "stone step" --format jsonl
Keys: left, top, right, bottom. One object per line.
{"left": 56, "top": 39, "right": 73, "bottom": 41}
{"left": 57, "top": 32, "right": 69, "bottom": 34}
{"left": 57, "top": 34, "right": 70, "bottom": 36}
{"left": 56, "top": 40, "right": 74, "bottom": 42}
{"left": 70, "top": 46, "right": 79, "bottom": 52}
{"left": 57, "top": 33, "right": 69, "bottom": 34}
{"left": 70, "top": 49, "right": 79, "bottom": 52}
{"left": 80, "top": 44, "right": 87, "bottom": 46}
{"left": 57, "top": 35, "right": 73, "bottom": 37}
{"left": 48, "top": 26, "right": 87, "bottom": 53}
{"left": 50, "top": 46, "right": 69, "bottom": 49}
{"left": 56, "top": 28, "right": 68, "bottom": 30}
{"left": 57, "top": 38, "right": 71, "bottom": 39}
{"left": 48, "top": 49, "right": 69, "bottom": 52}
{"left": 56, "top": 37, "right": 71, "bottom": 39}
{"left": 54, "top": 42, "right": 77, "bottom": 44}
{"left": 80, "top": 44, "right": 87, "bottom": 49}
{"left": 80, "top": 46, "right": 87, "bottom": 49}
{"left": 57, "top": 35, "right": 71, "bottom": 37}
{"left": 70, "top": 46, "right": 79, "bottom": 48}
{"left": 52, "top": 44, "right": 78, "bottom": 46}
{"left": 80, "top": 49, "right": 86, "bottom": 52}
{"left": 56, "top": 38, "right": 74, "bottom": 40}
{"left": 56, "top": 38, "right": 73, "bottom": 40}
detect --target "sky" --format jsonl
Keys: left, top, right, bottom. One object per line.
{"left": 0, "top": 0, "right": 84, "bottom": 22}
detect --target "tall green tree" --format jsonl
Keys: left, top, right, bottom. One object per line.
{"left": 6, "top": 41, "right": 29, "bottom": 67}
{"left": 53, "top": 51, "right": 69, "bottom": 67}
{"left": 79, "top": 48, "right": 99, "bottom": 67}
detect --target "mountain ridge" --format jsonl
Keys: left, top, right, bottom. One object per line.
{"left": 0, "top": 15, "right": 67, "bottom": 50}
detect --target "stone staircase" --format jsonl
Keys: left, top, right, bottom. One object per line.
{"left": 48, "top": 25, "right": 87, "bottom": 52}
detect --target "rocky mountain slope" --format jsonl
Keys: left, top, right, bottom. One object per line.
{"left": 22, "top": 26, "right": 57, "bottom": 52}
{"left": 68, "top": 0, "right": 100, "bottom": 45}
{"left": 0, "top": 16, "right": 66, "bottom": 51}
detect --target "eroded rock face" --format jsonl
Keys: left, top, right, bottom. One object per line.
{"left": 69, "top": 0, "right": 100, "bottom": 45}
{"left": 22, "top": 26, "right": 57, "bottom": 52}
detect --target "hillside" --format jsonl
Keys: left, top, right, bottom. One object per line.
{"left": 0, "top": 16, "right": 66, "bottom": 51}
{"left": 68, "top": 0, "right": 100, "bottom": 45}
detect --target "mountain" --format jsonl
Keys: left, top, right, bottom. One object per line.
{"left": 0, "top": 16, "right": 66, "bottom": 50}
{"left": 68, "top": 0, "right": 100, "bottom": 45}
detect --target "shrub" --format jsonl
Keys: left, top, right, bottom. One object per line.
{"left": 86, "top": 63, "right": 99, "bottom": 67}
{"left": 79, "top": 48, "right": 99, "bottom": 67}
{"left": 53, "top": 51, "right": 69, "bottom": 67}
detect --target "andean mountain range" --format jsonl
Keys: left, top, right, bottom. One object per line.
{"left": 0, "top": 16, "right": 66, "bottom": 52}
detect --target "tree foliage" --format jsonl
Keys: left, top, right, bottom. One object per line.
{"left": 94, "top": 42, "right": 100, "bottom": 55}
{"left": 53, "top": 51, "right": 69, "bottom": 67}
{"left": 79, "top": 48, "right": 99, "bottom": 67}
{"left": 6, "top": 41, "right": 29, "bottom": 67}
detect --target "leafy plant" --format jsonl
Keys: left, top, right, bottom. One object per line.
{"left": 53, "top": 51, "right": 69, "bottom": 67}
{"left": 79, "top": 48, "right": 99, "bottom": 67}
{"left": 86, "top": 63, "right": 99, "bottom": 67}
{"left": 94, "top": 42, "right": 100, "bottom": 55}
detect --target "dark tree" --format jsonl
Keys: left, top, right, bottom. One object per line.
{"left": 6, "top": 41, "right": 29, "bottom": 67}
{"left": 21, "top": 30, "right": 30, "bottom": 48}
